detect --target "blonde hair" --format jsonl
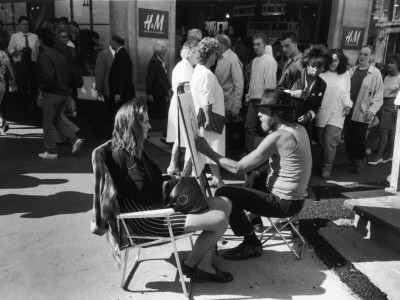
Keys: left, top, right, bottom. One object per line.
{"left": 111, "top": 102, "right": 147, "bottom": 159}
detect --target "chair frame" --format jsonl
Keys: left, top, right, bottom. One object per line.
{"left": 117, "top": 208, "right": 194, "bottom": 298}
{"left": 258, "top": 213, "right": 305, "bottom": 260}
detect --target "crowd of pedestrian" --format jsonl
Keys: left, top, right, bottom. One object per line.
{"left": 0, "top": 15, "right": 396, "bottom": 179}
{"left": 164, "top": 29, "right": 395, "bottom": 186}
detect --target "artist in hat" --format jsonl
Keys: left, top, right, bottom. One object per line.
{"left": 196, "top": 89, "right": 312, "bottom": 260}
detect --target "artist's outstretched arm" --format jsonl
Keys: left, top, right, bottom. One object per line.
{"left": 196, "top": 134, "right": 279, "bottom": 176}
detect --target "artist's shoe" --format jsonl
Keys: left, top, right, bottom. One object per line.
{"left": 222, "top": 240, "right": 262, "bottom": 260}
{"left": 192, "top": 265, "right": 233, "bottom": 283}
{"left": 367, "top": 158, "right": 383, "bottom": 166}
{"left": 321, "top": 166, "right": 332, "bottom": 179}
{"left": 71, "top": 139, "right": 84, "bottom": 154}
{"left": 38, "top": 152, "right": 58, "bottom": 159}
{"left": 382, "top": 157, "right": 393, "bottom": 164}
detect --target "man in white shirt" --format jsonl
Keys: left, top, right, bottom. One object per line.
{"left": 215, "top": 34, "right": 244, "bottom": 121}
{"left": 245, "top": 33, "right": 277, "bottom": 153}
{"left": 8, "top": 16, "right": 39, "bottom": 119}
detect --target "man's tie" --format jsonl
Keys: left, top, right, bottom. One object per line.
{"left": 24, "top": 34, "right": 29, "bottom": 48}
{"left": 22, "top": 34, "right": 32, "bottom": 62}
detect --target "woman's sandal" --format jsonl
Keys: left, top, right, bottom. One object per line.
{"left": 192, "top": 264, "right": 233, "bottom": 283}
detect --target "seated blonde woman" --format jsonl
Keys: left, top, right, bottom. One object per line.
{"left": 92, "top": 102, "right": 233, "bottom": 283}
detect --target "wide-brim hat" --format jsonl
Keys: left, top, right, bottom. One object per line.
{"left": 250, "top": 89, "right": 292, "bottom": 108}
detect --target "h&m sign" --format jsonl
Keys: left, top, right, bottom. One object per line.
{"left": 341, "top": 27, "right": 365, "bottom": 49}
{"left": 138, "top": 8, "right": 169, "bottom": 39}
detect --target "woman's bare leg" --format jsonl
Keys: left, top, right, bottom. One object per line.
{"left": 375, "top": 128, "right": 389, "bottom": 160}
{"left": 183, "top": 196, "right": 231, "bottom": 273}
{"left": 167, "top": 141, "right": 179, "bottom": 174}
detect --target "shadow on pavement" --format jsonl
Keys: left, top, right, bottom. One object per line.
{"left": 0, "top": 191, "right": 92, "bottom": 218}
{"left": 0, "top": 174, "right": 68, "bottom": 189}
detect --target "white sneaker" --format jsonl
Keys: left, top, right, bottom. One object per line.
{"left": 71, "top": 139, "right": 84, "bottom": 154}
{"left": 39, "top": 152, "right": 58, "bottom": 159}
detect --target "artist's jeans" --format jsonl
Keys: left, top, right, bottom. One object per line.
{"left": 43, "top": 93, "right": 77, "bottom": 154}
{"left": 215, "top": 185, "right": 305, "bottom": 236}
{"left": 317, "top": 125, "right": 342, "bottom": 168}
{"left": 344, "top": 117, "right": 369, "bottom": 161}
{"left": 244, "top": 101, "right": 258, "bottom": 152}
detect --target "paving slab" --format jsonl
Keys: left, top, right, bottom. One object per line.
{"left": 319, "top": 223, "right": 400, "bottom": 300}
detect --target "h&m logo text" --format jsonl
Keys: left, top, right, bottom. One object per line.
{"left": 143, "top": 13, "right": 164, "bottom": 31}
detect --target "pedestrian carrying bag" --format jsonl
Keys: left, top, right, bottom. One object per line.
{"left": 162, "top": 176, "right": 208, "bottom": 214}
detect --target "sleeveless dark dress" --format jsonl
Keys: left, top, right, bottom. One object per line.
{"left": 107, "top": 149, "right": 187, "bottom": 237}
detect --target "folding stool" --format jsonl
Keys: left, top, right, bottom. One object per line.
{"left": 258, "top": 213, "right": 305, "bottom": 260}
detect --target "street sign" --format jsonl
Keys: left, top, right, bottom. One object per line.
{"left": 341, "top": 27, "right": 365, "bottom": 49}
{"left": 138, "top": 8, "right": 169, "bottom": 39}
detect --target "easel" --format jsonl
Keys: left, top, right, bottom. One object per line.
{"left": 176, "top": 83, "right": 212, "bottom": 198}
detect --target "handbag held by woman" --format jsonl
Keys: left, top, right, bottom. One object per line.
{"left": 162, "top": 176, "right": 208, "bottom": 214}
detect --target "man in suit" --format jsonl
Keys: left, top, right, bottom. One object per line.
{"left": 108, "top": 33, "right": 135, "bottom": 121}
{"left": 8, "top": 16, "right": 40, "bottom": 120}
{"left": 146, "top": 40, "right": 172, "bottom": 137}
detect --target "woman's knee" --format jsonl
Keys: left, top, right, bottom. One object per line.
{"left": 207, "top": 196, "right": 232, "bottom": 216}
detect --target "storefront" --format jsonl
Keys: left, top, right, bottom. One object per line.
{"left": 368, "top": 0, "right": 400, "bottom": 66}
{"left": 176, "top": 0, "right": 332, "bottom": 46}
{"left": 2, "top": 1, "right": 397, "bottom": 82}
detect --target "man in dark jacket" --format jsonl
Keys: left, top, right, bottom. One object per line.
{"left": 37, "top": 28, "right": 83, "bottom": 159}
{"left": 108, "top": 33, "right": 135, "bottom": 118}
{"left": 146, "top": 40, "right": 172, "bottom": 136}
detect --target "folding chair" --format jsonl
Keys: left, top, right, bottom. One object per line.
{"left": 117, "top": 208, "right": 194, "bottom": 298}
{"left": 258, "top": 213, "right": 305, "bottom": 260}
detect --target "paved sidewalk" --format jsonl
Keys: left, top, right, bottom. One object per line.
{"left": 1, "top": 117, "right": 388, "bottom": 300}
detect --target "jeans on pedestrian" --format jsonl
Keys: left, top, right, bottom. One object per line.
{"left": 344, "top": 117, "right": 369, "bottom": 161}
{"left": 317, "top": 125, "right": 342, "bottom": 167}
{"left": 215, "top": 185, "right": 305, "bottom": 236}
{"left": 244, "top": 101, "right": 258, "bottom": 152}
{"left": 43, "top": 92, "right": 78, "bottom": 154}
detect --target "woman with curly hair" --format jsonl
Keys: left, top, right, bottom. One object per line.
{"left": 289, "top": 44, "right": 331, "bottom": 143}
{"left": 95, "top": 102, "right": 233, "bottom": 283}
{"left": 316, "top": 49, "right": 353, "bottom": 179}
{"left": 191, "top": 37, "right": 225, "bottom": 187}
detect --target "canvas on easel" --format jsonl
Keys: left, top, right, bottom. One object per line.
{"left": 177, "top": 91, "right": 205, "bottom": 178}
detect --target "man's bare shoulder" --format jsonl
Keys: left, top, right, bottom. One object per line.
{"left": 274, "top": 126, "right": 297, "bottom": 152}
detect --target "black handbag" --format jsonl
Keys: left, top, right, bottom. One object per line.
{"left": 162, "top": 177, "right": 208, "bottom": 214}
